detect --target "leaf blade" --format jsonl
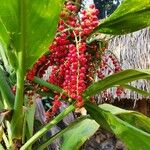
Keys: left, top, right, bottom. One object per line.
{"left": 0, "top": 0, "right": 65, "bottom": 70}
{"left": 61, "top": 118, "right": 99, "bottom": 150}
{"left": 92, "top": 0, "right": 150, "bottom": 35}
{"left": 83, "top": 69, "right": 150, "bottom": 98}
{"left": 99, "top": 103, "right": 150, "bottom": 133}
{"left": 85, "top": 102, "right": 150, "bottom": 150}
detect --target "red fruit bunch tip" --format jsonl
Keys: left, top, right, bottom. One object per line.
{"left": 80, "top": 5, "right": 99, "bottom": 36}
{"left": 116, "top": 86, "right": 124, "bottom": 97}
{"left": 26, "top": 54, "right": 49, "bottom": 82}
{"left": 12, "top": 85, "right": 16, "bottom": 94}
{"left": 45, "top": 95, "right": 62, "bottom": 121}
{"left": 26, "top": 70, "right": 35, "bottom": 81}
{"left": 90, "top": 97, "right": 96, "bottom": 103}
{"left": 76, "top": 96, "right": 84, "bottom": 108}
{"left": 66, "top": 2, "right": 77, "bottom": 12}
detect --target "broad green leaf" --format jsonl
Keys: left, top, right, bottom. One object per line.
{"left": 0, "top": 0, "right": 64, "bottom": 70}
{"left": 92, "top": 0, "right": 150, "bottom": 35}
{"left": 85, "top": 102, "right": 150, "bottom": 150}
{"left": 83, "top": 69, "right": 150, "bottom": 98}
{"left": 100, "top": 104, "right": 150, "bottom": 133}
{"left": 61, "top": 118, "right": 99, "bottom": 150}
{"left": 36, "top": 117, "right": 99, "bottom": 150}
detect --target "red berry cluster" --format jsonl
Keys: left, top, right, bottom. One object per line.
{"left": 45, "top": 95, "right": 62, "bottom": 121}
{"left": 27, "top": 55, "right": 50, "bottom": 81}
{"left": 80, "top": 5, "right": 99, "bottom": 36}
{"left": 26, "top": 1, "right": 123, "bottom": 119}
{"left": 47, "top": 3, "right": 99, "bottom": 107}
{"left": 97, "top": 52, "right": 124, "bottom": 98}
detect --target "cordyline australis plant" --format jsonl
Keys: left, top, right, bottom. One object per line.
{"left": 0, "top": 0, "right": 150, "bottom": 150}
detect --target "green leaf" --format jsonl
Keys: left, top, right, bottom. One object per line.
{"left": 120, "top": 84, "right": 150, "bottom": 97}
{"left": 83, "top": 69, "right": 150, "bottom": 98}
{"left": 92, "top": 0, "right": 150, "bottom": 35}
{"left": 22, "top": 99, "right": 36, "bottom": 149}
{"left": 0, "top": 144, "right": 5, "bottom": 150}
{"left": 0, "top": 0, "right": 64, "bottom": 70}
{"left": 35, "top": 116, "right": 99, "bottom": 150}
{"left": 99, "top": 104, "right": 150, "bottom": 133}
{"left": 61, "top": 118, "right": 99, "bottom": 150}
{"left": 0, "top": 67, "right": 14, "bottom": 108}
{"left": 26, "top": 100, "right": 36, "bottom": 138}
{"left": 0, "top": 126, "right": 3, "bottom": 142}
{"left": 20, "top": 105, "right": 75, "bottom": 150}
{"left": 0, "top": 42, "right": 10, "bottom": 70}
{"left": 33, "top": 76, "right": 64, "bottom": 93}
{"left": 0, "top": 101, "right": 3, "bottom": 110}
{"left": 85, "top": 102, "right": 150, "bottom": 150}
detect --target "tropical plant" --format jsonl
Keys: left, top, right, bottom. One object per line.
{"left": 0, "top": 0, "right": 150, "bottom": 150}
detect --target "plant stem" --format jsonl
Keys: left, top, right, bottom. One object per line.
{"left": 11, "top": 0, "right": 26, "bottom": 140}
{"left": 20, "top": 104, "right": 75, "bottom": 150}
{"left": 10, "top": 52, "right": 25, "bottom": 139}
{"left": 33, "top": 76, "right": 64, "bottom": 93}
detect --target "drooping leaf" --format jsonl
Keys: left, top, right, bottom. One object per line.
{"left": 0, "top": 0, "right": 64, "bottom": 70}
{"left": 92, "top": 0, "right": 150, "bottom": 35}
{"left": 85, "top": 102, "right": 150, "bottom": 150}
{"left": 99, "top": 104, "right": 150, "bottom": 133}
{"left": 61, "top": 118, "right": 99, "bottom": 150}
{"left": 83, "top": 69, "right": 150, "bottom": 98}
{"left": 120, "top": 84, "right": 150, "bottom": 97}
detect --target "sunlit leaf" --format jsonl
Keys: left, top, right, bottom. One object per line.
{"left": 99, "top": 103, "right": 150, "bottom": 133}
{"left": 85, "top": 102, "right": 150, "bottom": 150}
{"left": 0, "top": 0, "right": 64, "bottom": 70}
{"left": 61, "top": 118, "right": 99, "bottom": 150}
{"left": 36, "top": 117, "right": 99, "bottom": 150}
